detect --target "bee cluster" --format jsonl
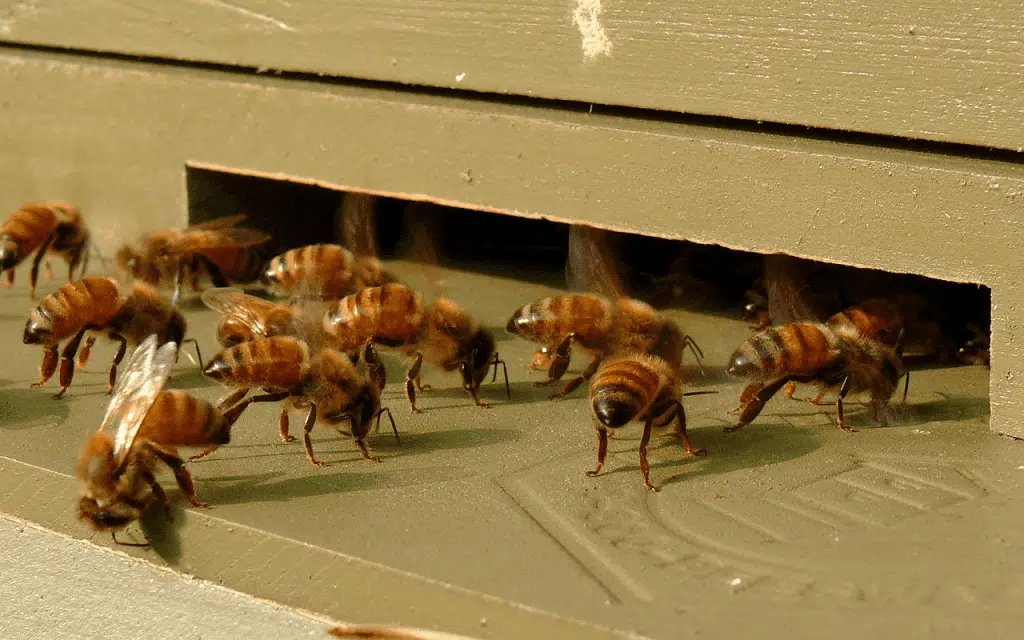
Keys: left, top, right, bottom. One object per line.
{"left": 0, "top": 199, "right": 991, "bottom": 545}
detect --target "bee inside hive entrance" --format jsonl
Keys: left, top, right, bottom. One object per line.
{"left": 184, "top": 165, "right": 991, "bottom": 455}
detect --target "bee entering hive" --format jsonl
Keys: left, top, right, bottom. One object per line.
{"left": 183, "top": 165, "right": 992, "bottom": 490}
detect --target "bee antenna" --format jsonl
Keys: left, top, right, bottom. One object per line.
{"left": 894, "top": 328, "right": 907, "bottom": 358}
{"left": 110, "top": 531, "right": 149, "bottom": 547}
{"left": 681, "top": 390, "right": 718, "bottom": 397}
{"left": 491, "top": 353, "right": 511, "bottom": 401}
{"left": 683, "top": 335, "right": 706, "bottom": 376}
{"left": 180, "top": 338, "right": 204, "bottom": 370}
{"left": 375, "top": 407, "right": 399, "bottom": 445}
{"left": 902, "top": 370, "right": 911, "bottom": 404}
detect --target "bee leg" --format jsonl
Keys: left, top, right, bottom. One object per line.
{"left": 725, "top": 377, "right": 793, "bottom": 432}
{"left": 465, "top": 384, "right": 490, "bottom": 409}
{"left": 363, "top": 341, "right": 387, "bottom": 391}
{"left": 549, "top": 353, "right": 602, "bottom": 400}
{"left": 151, "top": 447, "right": 209, "bottom": 508}
{"left": 728, "top": 381, "right": 765, "bottom": 415}
{"left": 353, "top": 428, "right": 381, "bottom": 463}
{"left": 639, "top": 417, "right": 660, "bottom": 492}
{"left": 2, "top": 269, "right": 13, "bottom": 288}
{"left": 200, "top": 254, "right": 230, "bottom": 288}
{"left": 834, "top": 376, "right": 857, "bottom": 433}
{"left": 536, "top": 334, "right": 576, "bottom": 387}
{"left": 215, "top": 387, "right": 250, "bottom": 411}
{"left": 404, "top": 352, "right": 426, "bottom": 413}
{"left": 43, "top": 259, "right": 53, "bottom": 282}
{"left": 106, "top": 334, "right": 129, "bottom": 395}
{"left": 667, "top": 400, "right": 708, "bottom": 457}
{"left": 30, "top": 345, "right": 59, "bottom": 389}
{"left": 296, "top": 401, "right": 328, "bottom": 467}
{"left": 77, "top": 335, "right": 97, "bottom": 370}
{"left": 28, "top": 234, "right": 55, "bottom": 299}
{"left": 279, "top": 408, "right": 295, "bottom": 442}
{"left": 585, "top": 427, "right": 609, "bottom": 480}
{"left": 171, "top": 263, "right": 185, "bottom": 306}
{"left": 141, "top": 469, "right": 173, "bottom": 521}
{"left": 808, "top": 389, "right": 827, "bottom": 405}
{"left": 901, "top": 371, "right": 910, "bottom": 404}
{"left": 784, "top": 382, "right": 799, "bottom": 401}
{"left": 55, "top": 327, "right": 90, "bottom": 398}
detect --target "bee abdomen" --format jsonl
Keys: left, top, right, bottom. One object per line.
{"left": 203, "top": 336, "right": 308, "bottom": 389}
{"left": 728, "top": 323, "right": 832, "bottom": 379}
{"left": 1, "top": 205, "right": 58, "bottom": 247}
{"left": 589, "top": 359, "right": 660, "bottom": 428}
{"left": 141, "top": 391, "right": 231, "bottom": 447}
{"left": 25, "top": 276, "right": 121, "bottom": 343}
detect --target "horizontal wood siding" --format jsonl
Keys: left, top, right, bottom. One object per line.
{"left": 0, "top": 1, "right": 1021, "bottom": 150}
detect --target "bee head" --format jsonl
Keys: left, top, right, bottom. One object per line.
{"left": 0, "top": 236, "right": 22, "bottom": 270}
{"left": 77, "top": 496, "right": 141, "bottom": 533}
{"left": 462, "top": 329, "right": 497, "bottom": 391}
{"left": 591, "top": 385, "right": 640, "bottom": 429}
{"left": 114, "top": 245, "right": 142, "bottom": 280}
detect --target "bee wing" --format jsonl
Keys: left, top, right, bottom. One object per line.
{"left": 201, "top": 287, "right": 280, "bottom": 337}
{"left": 565, "top": 225, "right": 627, "bottom": 299}
{"left": 175, "top": 227, "right": 273, "bottom": 252}
{"left": 97, "top": 335, "right": 177, "bottom": 465}
{"left": 186, "top": 213, "right": 249, "bottom": 231}
{"left": 398, "top": 201, "right": 448, "bottom": 299}
{"left": 763, "top": 254, "right": 828, "bottom": 324}
{"left": 340, "top": 193, "right": 380, "bottom": 259}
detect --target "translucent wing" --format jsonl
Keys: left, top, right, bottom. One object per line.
{"left": 340, "top": 193, "right": 380, "bottom": 259}
{"left": 201, "top": 287, "right": 282, "bottom": 338}
{"left": 174, "top": 227, "right": 272, "bottom": 252}
{"left": 186, "top": 213, "right": 248, "bottom": 231}
{"left": 763, "top": 254, "right": 828, "bottom": 324}
{"left": 97, "top": 335, "right": 178, "bottom": 466}
{"left": 565, "top": 225, "right": 627, "bottom": 299}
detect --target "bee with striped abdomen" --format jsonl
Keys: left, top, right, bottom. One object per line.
{"left": 725, "top": 321, "right": 905, "bottom": 432}
{"left": 586, "top": 354, "right": 711, "bottom": 491}
{"left": 261, "top": 243, "right": 396, "bottom": 301}
{"left": 507, "top": 226, "right": 703, "bottom": 399}
{"left": 0, "top": 201, "right": 90, "bottom": 298}
{"left": 201, "top": 335, "right": 397, "bottom": 466}
{"left": 23, "top": 276, "right": 195, "bottom": 398}
{"left": 77, "top": 336, "right": 245, "bottom": 541}
{"left": 322, "top": 282, "right": 509, "bottom": 413}
{"left": 116, "top": 214, "right": 270, "bottom": 305}
{"left": 200, "top": 287, "right": 310, "bottom": 348}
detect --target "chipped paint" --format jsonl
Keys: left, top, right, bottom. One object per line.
{"left": 572, "top": 0, "right": 612, "bottom": 61}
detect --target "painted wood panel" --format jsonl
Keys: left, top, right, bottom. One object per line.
{"left": 0, "top": 1, "right": 1021, "bottom": 150}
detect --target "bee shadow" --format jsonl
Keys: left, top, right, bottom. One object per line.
{"left": 0, "top": 388, "right": 72, "bottom": 428}
{"left": 482, "top": 326, "right": 516, "bottom": 343}
{"left": 197, "top": 464, "right": 476, "bottom": 505}
{"left": 651, "top": 419, "right": 823, "bottom": 487}
{"left": 877, "top": 392, "right": 990, "bottom": 428}
{"left": 378, "top": 427, "right": 519, "bottom": 456}
{"left": 409, "top": 380, "right": 575, "bottom": 408}
{"left": 139, "top": 503, "right": 185, "bottom": 565}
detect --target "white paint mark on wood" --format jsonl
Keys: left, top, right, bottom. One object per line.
{"left": 455, "top": 72, "right": 466, "bottom": 82}
{"left": 190, "top": 0, "right": 296, "bottom": 32}
{"left": 572, "top": 0, "right": 613, "bottom": 61}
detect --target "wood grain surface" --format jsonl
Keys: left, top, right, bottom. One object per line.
{"left": 0, "top": 1, "right": 1021, "bottom": 150}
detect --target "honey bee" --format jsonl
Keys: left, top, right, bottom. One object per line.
{"left": 507, "top": 226, "right": 703, "bottom": 399}
{"left": 725, "top": 321, "right": 905, "bottom": 432}
{"left": 322, "top": 282, "right": 509, "bottom": 413}
{"left": 116, "top": 214, "right": 271, "bottom": 305}
{"left": 261, "top": 243, "right": 397, "bottom": 301}
{"left": 202, "top": 335, "right": 397, "bottom": 466}
{"left": 76, "top": 335, "right": 245, "bottom": 542}
{"left": 200, "top": 287, "right": 307, "bottom": 348}
{"left": 585, "top": 354, "right": 712, "bottom": 491}
{"left": 0, "top": 201, "right": 90, "bottom": 298}
{"left": 23, "top": 276, "right": 194, "bottom": 398}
